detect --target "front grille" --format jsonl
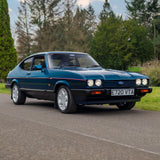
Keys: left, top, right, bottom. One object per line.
{"left": 103, "top": 80, "right": 136, "bottom": 88}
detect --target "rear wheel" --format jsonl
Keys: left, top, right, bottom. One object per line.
{"left": 116, "top": 102, "right": 136, "bottom": 110}
{"left": 56, "top": 85, "right": 77, "bottom": 113}
{"left": 11, "top": 84, "right": 26, "bottom": 105}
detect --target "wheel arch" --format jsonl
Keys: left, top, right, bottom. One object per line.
{"left": 11, "top": 79, "right": 20, "bottom": 88}
{"left": 53, "top": 80, "right": 71, "bottom": 93}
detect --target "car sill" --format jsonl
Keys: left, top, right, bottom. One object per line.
{"left": 20, "top": 88, "right": 54, "bottom": 92}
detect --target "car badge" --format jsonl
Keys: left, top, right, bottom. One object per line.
{"left": 118, "top": 81, "right": 124, "bottom": 85}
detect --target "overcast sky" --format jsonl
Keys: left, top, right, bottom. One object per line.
{"left": 8, "top": 0, "right": 127, "bottom": 35}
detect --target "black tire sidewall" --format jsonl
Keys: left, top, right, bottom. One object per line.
{"left": 117, "top": 102, "right": 136, "bottom": 110}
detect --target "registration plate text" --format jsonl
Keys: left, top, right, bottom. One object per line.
{"left": 111, "top": 89, "right": 135, "bottom": 96}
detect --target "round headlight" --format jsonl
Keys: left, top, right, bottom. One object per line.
{"left": 95, "top": 79, "right": 102, "bottom": 87}
{"left": 136, "top": 79, "right": 141, "bottom": 85}
{"left": 87, "top": 80, "right": 94, "bottom": 87}
{"left": 142, "top": 79, "right": 148, "bottom": 85}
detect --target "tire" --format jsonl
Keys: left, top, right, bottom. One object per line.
{"left": 56, "top": 85, "right": 77, "bottom": 113}
{"left": 11, "top": 84, "right": 26, "bottom": 105}
{"left": 116, "top": 102, "right": 136, "bottom": 110}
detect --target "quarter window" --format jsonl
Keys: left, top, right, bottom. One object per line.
{"left": 20, "top": 57, "right": 33, "bottom": 70}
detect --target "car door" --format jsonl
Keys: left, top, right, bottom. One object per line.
{"left": 27, "top": 55, "right": 51, "bottom": 91}
{"left": 27, "top": 55, "right": 55, "bottom": 100}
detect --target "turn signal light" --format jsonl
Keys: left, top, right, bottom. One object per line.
{"left": 91, "top": 91, "right": 102, "bottom": 95}
{"left": 140, "top": 89, "right": 149, "bottom": 93}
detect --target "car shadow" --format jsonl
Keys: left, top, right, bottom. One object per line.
{"left": 24, "top": 99, "right": 142, "bottom": 116}
{"left": 24, "top": 100, "right": 54, "bottom": 109}
{"left": 76, "top": 105, "right": 141, "bottom": 116}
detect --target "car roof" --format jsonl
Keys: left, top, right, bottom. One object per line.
{"left": 30, "top": 51, "right": 88, "bottom": 57}
{"left": 19, "top": 51, "right": 88, "bottom": 65}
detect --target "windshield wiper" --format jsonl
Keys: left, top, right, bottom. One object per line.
{"left": 87, "top": 65, "right": 100, "bottom": 68}
{"left": 59, "top": 64, "right": 77, "bottom": 68}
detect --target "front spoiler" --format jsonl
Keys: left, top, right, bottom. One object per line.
{"left": 71, "top": 87, "right": 152, "bottom": 105}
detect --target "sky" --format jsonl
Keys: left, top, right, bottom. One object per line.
{"left": 7, "top": 0, "right": 127, "bottom": 36}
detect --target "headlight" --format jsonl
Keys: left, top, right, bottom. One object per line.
{"left": 136, "top": 79, "right": 141, "bottom": 85}
{"left": 95, "top": 79, "right": 102, "bottom": 86}
{"left": 87, "top": 80, "right": 94, "bottom": 87}
{"left": 142, "top": 79, "right": 148, "bottom": 85}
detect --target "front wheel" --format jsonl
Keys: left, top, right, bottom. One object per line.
{"left": 56, "top": 85, "right": 77, "bottom": 113}
{"left": 116, "top": 102, "right": 136, "bottom": 110}
{"left": 11, "top": 84, "right": 26, "bottom": 105}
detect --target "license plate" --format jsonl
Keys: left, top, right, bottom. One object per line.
{"left": 111, "top": 89, "right": 135, "bottom": 96}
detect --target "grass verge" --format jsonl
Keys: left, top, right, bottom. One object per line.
{"left": 135, "top": 87, "right": 160, "bottom": 111}
{"left": 0, "top": 83, "right": 10, "bottom": 94}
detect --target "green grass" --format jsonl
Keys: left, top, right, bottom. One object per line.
{"left": 0, "top": 83, "right": 159, "bottom": 111}
{"left": 135, "top": 87, "right": 160, "bottom": 111}
{"left": 0, "top": 83, "right": 10, "bottom": 94}
{"left": 127, "top": 66, "right": 142, "bottom": 73}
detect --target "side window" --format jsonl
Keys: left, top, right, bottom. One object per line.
{"left": 32, "top": 55, "right": 46, "bottom": 70}
{"left": 20, "top": 57, "right": 33, "bottom": 70}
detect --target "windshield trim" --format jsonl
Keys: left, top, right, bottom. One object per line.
{"left": 47, "top": 53, "right": 100, "bottom": 69}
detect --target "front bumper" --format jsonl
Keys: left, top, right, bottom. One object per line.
{"left": 136, "top": 88, "right": 152, "bottom": 94}
{"left": 71, "top": 88, "right": 152, "bottom": 105}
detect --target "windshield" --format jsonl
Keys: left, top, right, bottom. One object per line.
{"left": 48, "top": 53, "right": 100, "bottom": 69}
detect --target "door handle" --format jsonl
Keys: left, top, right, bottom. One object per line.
{"left": 27, "top": 72, "right": 31, "bottom": 75}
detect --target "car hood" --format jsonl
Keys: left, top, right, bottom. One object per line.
{"left": 61, "top": 68, "right": 149, "bottom": 80}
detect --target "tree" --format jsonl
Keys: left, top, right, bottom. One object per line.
{"left": 125, "top": 0, "right": 159, "bottom": 25}
{"left": 55, "top": 1, "right": 96, "bottom": 52}
{"left": 125, "top": 0, "right": 160, "bottom": 60}
{"left": 153, "top": 14, "right": 160, "bottom": 59}
{"left": 0, "top": 0, "right": 17, "bottom": 80}
{"left": 122, "top": 19, "right": 154, "bottom": 65}
{"left": 15, "top": 0, "right": 96, "bottom": 53}
{"left": 29, "top": 0, "right": 61, "bottom": 52}
{"left": 16, "top": 0, "right": 32, "bottom": 57}
{"left": 70, "top": 5, "right": 96, "bottom": 52}
{"left": 62, "top": 0, "right": 77, "bottom": 51}
{"left": 100, "top": 0, "right": 113, "bottom": 22}
{"left": 90, "top": 14, "right": 124, "bottom": 69}
{"left": 125, "top": 0, "right": 160, "bottom": 38}
{"left": 85, "top": 4, "right": 97, "bottom": 38}
{"left": 89, "top": 15, "right": 153, "bottom": 70}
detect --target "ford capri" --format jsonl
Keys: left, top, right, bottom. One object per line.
{"left": 6, "top": 51, "right": 152, "bottom": 113}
